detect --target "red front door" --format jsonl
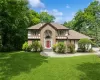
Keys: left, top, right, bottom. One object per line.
{"left": 46, "top": 41, "right": 51, "bottom": 48}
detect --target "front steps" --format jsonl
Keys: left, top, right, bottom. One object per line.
{"left": 43, "top": 49, "right": 53, "bottom": 52}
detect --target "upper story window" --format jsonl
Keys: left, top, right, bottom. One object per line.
{"left": 57, "top": 30, "right": 67, "bottom": 36}
{"left": 32, "top": 30, "right": 40, "bottom": 36}
{"left": 44, "top": 30, "right": 52, "bottom": 38}
{"left": 28, "top": 31, "right": 31, "bottom": 36}
{"left": 28, "top": 30, "right": 40, "bottom": 36}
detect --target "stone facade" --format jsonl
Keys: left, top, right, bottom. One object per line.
{"left": 40, "top": 25, "right": 56, "bottom": 48}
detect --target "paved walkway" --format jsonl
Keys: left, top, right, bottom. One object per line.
{"left": 40, "top": 52, "right": 95, "bottom": 57}
{"left": 40, "top": 48, "right": 100, "bottom": 58}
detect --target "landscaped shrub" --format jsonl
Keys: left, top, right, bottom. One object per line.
{"left": 27, "top": 45, "right": 32, "bottom": 52}
{"left": 22, "top": 42, "right": 29, "bottom": 51}
{"left": 39, "top": 44, "right": 43, "bottom": 52}
{"left": 88, "top": 48, "right": 94, "bottom": 52}
{"left": 52, "top": 44, "right": 57, "bottom": 52}
{"left": 67, "top": 43, "right": 75, "bottom": 53}
{"left": 32, "top": 41, "right": 43, "bottom": 52}
{"left": 78, "top": 38, "right": 93, "bottom": 52}
{"left": 57, "top": 42, "right": 66, "bottom": 53}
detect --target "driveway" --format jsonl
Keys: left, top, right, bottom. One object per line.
{"left": 40, "top": 48, "right": 100, "bottom": 58}
{"left": 93, "top": 47, "right": 100, "bottom": 56}
{"left": 40, "top": 52, "right": 94, "bottom": 57}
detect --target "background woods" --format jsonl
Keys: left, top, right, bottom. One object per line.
{"left": 63, "top": 1, "right": 100, "bottom": 46}
{"left": 0, "top": 0, "right": 55, "bottom": 51}
{"left": 0, "top": 0, "right": 100, "bottom": 52}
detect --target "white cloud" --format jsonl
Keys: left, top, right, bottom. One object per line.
{"left": 41, "top": 9, "right": 63, "bottom": 16}
{"left": 40, "top": 9, "right": 76, "bottom": 23}
{"left": 55, "top": 17, "right": 63, "bottom": 23}
{"left": 40, "top": 9, "right": 48, "bottom": 12}
{"left": 28, "top": 0, "right": 45, "bottom": 8}
{"left": 50, "top": 9, "right": 63, "bottom": 16}
{"left": 72, "top": 12, "right": 76, "bottom": 16}
{"left": 66, "top": 4, "right": 70, "bottom": 8}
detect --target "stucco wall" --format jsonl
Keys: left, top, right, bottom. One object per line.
{"left": 40, "top": 25, "right": 56, "bottom": 48}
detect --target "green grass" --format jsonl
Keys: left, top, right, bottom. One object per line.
{"left": 0, "top": 51, "right": 100, "bottom": 80}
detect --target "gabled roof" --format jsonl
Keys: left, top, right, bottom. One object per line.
{"left": 27, "top": 23, "right": 69, "bottom": 30}
{"left": 27, "top": 23, "right": 93, "bottom": 40}
{"left": 68, "top": 30, "right": 93, "bottom": 39}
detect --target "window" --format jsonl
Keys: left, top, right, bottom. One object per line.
{"left": 28, "top": 31, "right": 31, "bottom": 36}
{"left": 33, "top": 30, "right": 39, "bottom": 36}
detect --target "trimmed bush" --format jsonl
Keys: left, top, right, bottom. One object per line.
{"left": 27, "top": 45, "right": 32, "bottom": 52}
{"left": 22, "top": 42, "right": 29, "bottom": 51}
{"left": 57, "top": 42, "right": 66, "bottom": 53}
{"left": 67, "top": 43, "right": 75, "bottom": 53}
{"left": 78, "top": 38, "right": 93, "bottom": 52}
{"left": 53, "top": 42, "right": 66, "bottom": 54}
{"left": 52, "top": 44, "right": 57, "bottom": 52}
{"left": 32, "top": 41, "right": 43, "bottom": 52}
{"left": 39, "top": 44, "right": 43, "bottom": 52}
{"left": 88, "top": 48, "right": 94, "bottom": 52}
{"left": 22, "top": 41, "right": 43, "bottom": 52}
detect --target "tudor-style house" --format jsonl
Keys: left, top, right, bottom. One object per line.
{"left": 28, "top": 23, "right": 92, "bottom": 50}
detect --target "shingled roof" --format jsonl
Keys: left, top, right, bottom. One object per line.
{"left": 27, "top": 23, "right": 69, "bottom": 30}
{"left": 68, "top": 30, "right": 93, "bottom": 39}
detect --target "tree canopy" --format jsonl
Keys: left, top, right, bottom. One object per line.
{"left": 40, "top": 12, "right": 55, "bottom": 23}
{"left": 63, "top": 1, "right": 100, "bottom": 46}
{"left": 0, "top": 0, "right": 55, "bottom": 51}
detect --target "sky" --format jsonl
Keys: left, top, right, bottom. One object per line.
{"left": 28, "top": 0, "right": 95, "bottom": 23}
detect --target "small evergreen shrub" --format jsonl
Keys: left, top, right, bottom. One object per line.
{"left": 22, "top": 42, "right": 29, "bottom": 51}
{"left": 88, "top": 48, "right": 94, "bottom": 52}
{"left": 32, "top": 41, "right": 43, "bottom": 52}
{"left": 57, "top": 42, "right": 66, "bottom": 53}
{"left": 22, "top": 41, "right": 43, "bottom": 52}
{"left": 27, "top": 45, "right": 32, "bottom": 52}
{"left": 52, "top": 44, "right": 57, "bottom": 52}
{"left": 39, "top": 44, "right": 43, "bottom": 52}
{"left": 67, "top": 43, "right": 75, "bottom": 53}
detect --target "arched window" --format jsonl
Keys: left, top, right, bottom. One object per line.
{"left": 44, "top": 30, "right": 52, "bottom": 38}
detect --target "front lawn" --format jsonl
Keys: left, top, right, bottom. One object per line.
{"left": 0, "top": 51, "right": 100, "bottom": 80}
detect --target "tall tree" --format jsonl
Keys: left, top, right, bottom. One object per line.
{"left": 63, "top": 1, "right": 100, "bottom": 46}
{"left": 27, "top": 10, "right": 40, "bottom": 26}
{"left": 0, "top": 0, "right": 29, "bottom": 51}
{"left": 63, "top": 20, "right": 75, "bottom": 29}
{"left": 40, "top": 12, "right": 55, "bottom": 23}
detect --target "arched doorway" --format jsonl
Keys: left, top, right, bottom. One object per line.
{"left": 44, "top": 30, "right": 52, "bottom": 49}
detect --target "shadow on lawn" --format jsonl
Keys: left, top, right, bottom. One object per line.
{"left": 77, "top": 62, "right": 100, "bottom": 80}
{"left": 0, "top": 52, "right": 48, "bottom": 80}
